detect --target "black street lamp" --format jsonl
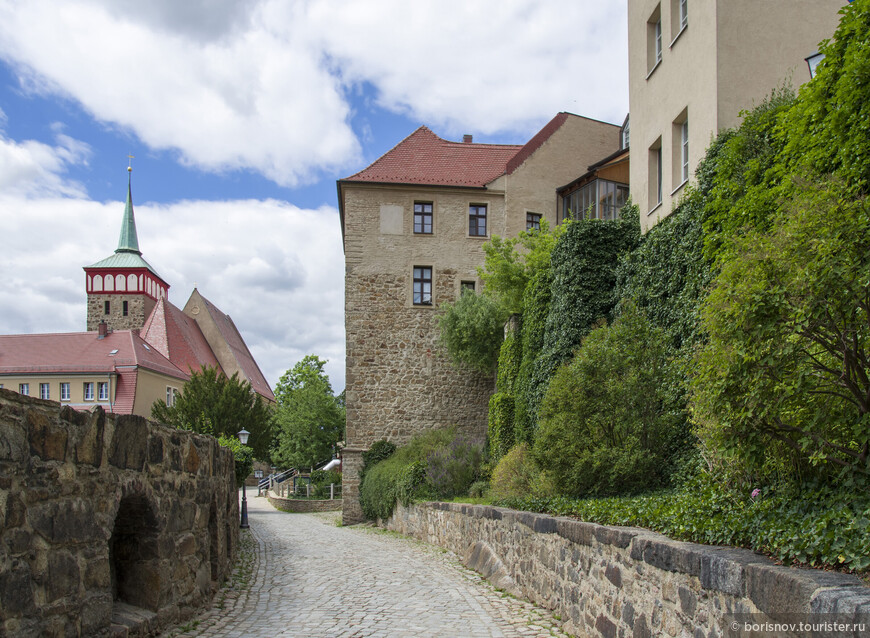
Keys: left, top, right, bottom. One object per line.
{"left": 238, "top": 428, "right": 250, "bottom": 529}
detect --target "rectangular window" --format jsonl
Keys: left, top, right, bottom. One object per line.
{"left": 166, "top": 386, "right": 175, "bottom": 406}
{"left": 526, "top": 213, "right": 542, "bottom": 231}
{"left": 19, "top": 383, "right": 29, "bottom": 396}
{"left": 681, "top": 120, "right": 689, "bottom": 182}
{"left": 413, "top": 202, "right": 433, "bottom": 234}
{"left": 98, "top": 382, "right": 109, "bottom": 401}
{"left": 60, "top": 383, "right": 70, "bottom": 401}
{"left": 649, "top": 138, "right": 663, "bottom": 210}
{"left": 84, "top": 382, "right": 94, "bottom": 401}
{"left": 39, "top": 383, "right": 50, "bottom": 400}
{"left": 104, "top": 300, "right": 110, "bottom": 315}
{"left": 680, "top": 0, "right": 688, "bottom": 29}
{"left": 647, "top": 5, "right": 663, "bottom": 74}
{"left": 413, "top": 266, "right": 433, "bottom": 306}
{"left": 122, "top": 301, "right": 129, "bottom": 317}
{"left": 460, "top": 280, "right": 476, "bottom": 294}
{"left": 562, "top": 180, "right": 629, "bottom": 222}
{"left": 468, "top": 204, "right": 487, "bottom": 237}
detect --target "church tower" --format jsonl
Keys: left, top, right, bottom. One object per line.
{"left": 83, "top": 165, "right": 169, "bottom": 332}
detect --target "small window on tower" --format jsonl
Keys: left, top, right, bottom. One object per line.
{"left": 123, "top": 301, "right": 129, "bottom": 316}
{"left": 104, "top": 300, "right": 110, "bottom": 315}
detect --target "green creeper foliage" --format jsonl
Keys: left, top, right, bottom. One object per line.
{"left": 437, "top": 289, "right": 509, "bottom": 373}
{"left": 778, "top": 0, "right": 870, "bottom": 196}
{"left": 271, "top": 355, "right": 345, "bottom": 471}
{"left": 488, "top": 443, "right": 553, "bottom": 502}
{"left": 217, "top": 434, "right": 255, "bottom": 488}
{"left": 487, "top": 393, "right": 515, "bottom": 462}
{"left": 530, "top": 215, "right": 640, "bottom": 418}
{"left": 513, "top": 267, "right": 552, "bottom": 440}
{"left": 692, "top": 181, "right": 870, "bottom": 478}
{"left": 534, "top": 303, "right": 683, "bottom": 496}
{"left": 151, "top": 365, "right": 272, "bottom": 460}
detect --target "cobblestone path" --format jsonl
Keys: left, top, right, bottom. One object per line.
{"left": 164, "top": 494, "right": 570, "bottom": 638}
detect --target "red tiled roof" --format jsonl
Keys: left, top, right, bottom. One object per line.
{"left": 0, "top": 331, "right": 188, "bottom": 381}
{"left": 112, "top": 369, "right": 138, "bottom": 414}
{"left": 195, "top": 293, "right": 276, "bottom": 402}
{"left": 141, "top": 297, "right": 222, "bottom": 376}
{"left": 341, "top": 127, "right": 523, "bottom": 188}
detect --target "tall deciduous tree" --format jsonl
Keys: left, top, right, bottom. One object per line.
{"left": 271, "top": 355, "right": 345, "bottom": 470}
{"left": 151, "top": 365, "right": 272, "bottom": 460}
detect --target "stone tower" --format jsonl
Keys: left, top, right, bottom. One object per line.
{"left": 83, "top": 166, "right": 169, "bottom": 332}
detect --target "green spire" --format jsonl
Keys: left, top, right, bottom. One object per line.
{"left": 116, "top": 166, "right": 141, "bottom": 254}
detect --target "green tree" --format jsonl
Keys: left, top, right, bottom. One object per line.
{"left": 151, "top": 365, "right": 272, "bottom": 459}
{"left": 437, "top": 289, "right": 509, "bottom": 373}
{"left": 534, "top": 302, "right": 683, "bottom": 496}
{"left": 217, "top": 434, "right": 255, "bottom": 488}
{"left": 271, "top": 355, "right": 345, "bottom": 470}
{"left": 692, "top": 181, "right": 870, "bottom": 479}
{"left": 478, "top": 220, "right": 564, "bottom": 315}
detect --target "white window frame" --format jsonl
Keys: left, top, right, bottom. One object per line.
{"left": 19, "top": 383, "right": 29, "bottom": 396}
{"left": 60, "top": 382, "right": 70, "bottom": 401}
{"left": 98, "top": 382, "right": 109, "bottom": 401}
{"left": 40, "top": 383, "right": 50, "bottom": 400}
{"left": 84, "top": 382, "right": 94, "bottom": 401}
{"left": 680, "top": 0, "right": 688, "bottom": 30}
{"left": 681, "top": 120, "right": 689, "bottom": 183}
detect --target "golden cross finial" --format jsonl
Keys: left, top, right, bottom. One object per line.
{"left": 127, "top": 153, "right": 134, "bottom": 172}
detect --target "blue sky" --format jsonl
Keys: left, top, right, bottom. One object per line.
{"left": 0, "top": 1, "right": 629, "bottom": 392}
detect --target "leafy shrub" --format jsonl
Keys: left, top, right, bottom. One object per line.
{"left": 489, "top": 443, "right": 552, "bottom": 502}
{"left": 359, "top": 428, "right": 484, "bottom": 520}
{"left": 534, "top": 303, "right": 685, "bottom": 497}
{"left": 468, "top": 480, "right": 489, "bottom": 498}
{"left": 426, "top": 435, "right": 484, "bottom": 499}
{"left": 362, "top": 440, "right": 396, "bottom": 475}
{"left": 496, "top": 473, "right": 870, "bottom": 573}
{"left": 310, "top": 469, "right": 341, "bottom": 487}
{"left": 437, "top": 290, "right": 508, "bottom": 373}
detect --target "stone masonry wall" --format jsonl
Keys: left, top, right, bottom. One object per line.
{"left": 266, "top": 493, "right": 342, "bottom": 513}
{"left": 0, "top": 388, "right": 239, "bottom": 638}
{"left": 86, "top": 294, "right": 155, "bottom": 332}
{"left": 385, "top": 502, "right": 870, "bottom": 637}
{"left": 343, "top": 184, "right": 502, "bottom": 523}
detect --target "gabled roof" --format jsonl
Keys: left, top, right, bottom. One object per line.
{"left": 0, "top": 330, "right": 188, "bottom": 381}
{"left": 341, "top": 126, "right": 523, "bottom": 188}
{"left": 140, "top": 297, "right": 222, "bottom": 375}
{"left": 183, "top": 290, "right": 275, "bottom": 402}
{"left": 505, "top": 112, "right": 571, "bottom": 175}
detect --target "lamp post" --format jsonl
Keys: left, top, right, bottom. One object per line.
{"left": 238, "top": 428, "right": 250, "bottom": 529}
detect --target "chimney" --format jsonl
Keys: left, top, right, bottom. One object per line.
{"left": 463, "top": 134, "right": 473, "bottom": 144}
{"left": 98, "top": 320, "right": 108, "bottom": 339}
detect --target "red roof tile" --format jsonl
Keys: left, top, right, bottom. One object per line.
{"left": 194, "top": 293, "right": 276, "bottom": 402}
{"left": 112, "top": 369, "right": 138, "bottom": 414}
{"left": 0, "top": 331, "right": 188, "bottom": 381}
{"left": 341, "top": 127, "right": 523, "bottom": 188}
{"left": 141, "top": 297, "right": 222, "bottom": 375}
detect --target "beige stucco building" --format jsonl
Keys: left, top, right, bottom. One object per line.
{"left": 628, "top": 0, "right": 844, "bottom": 232}
{"left": 337, "top": 114, "right": 620, "bottom": 522}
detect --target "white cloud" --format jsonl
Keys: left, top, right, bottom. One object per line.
{"left": 0, "top": 1, "right": 627, "bottom": 185}
{"left": 0, "top": 194, "right": 347, "bottom": 392}
{"left": 0, "top": 120, "right": 91, "bottom": 197}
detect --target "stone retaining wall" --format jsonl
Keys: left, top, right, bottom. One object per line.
{"left": 267, "top": 492, "right": 342, "bottom": 513}
{"left": 0, "top": 389, "right": 239, "bottom": 638}
{"left": 385, "top": 501, "right": 870, "bottom": 637}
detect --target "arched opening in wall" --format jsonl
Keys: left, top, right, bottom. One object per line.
{"left": 109, "top": 493, "right": 162, "bottom": 612}
{"left": 208, "top": 501, "right": 219, "bottom": 582}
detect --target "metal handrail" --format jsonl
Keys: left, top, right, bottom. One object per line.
{"left": 258, "top": 467, "right": 298, "bottom": 493}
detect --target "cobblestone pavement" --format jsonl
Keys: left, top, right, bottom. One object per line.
{"left": 163, "top": 494, "right": 571, "bottom": 638}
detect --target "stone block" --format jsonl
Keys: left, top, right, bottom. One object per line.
{"left": 109, "top": 415, "right": 149, "bottom": 470}
{"left": 630, "top": 536, "right": 703, "bottom": 577}
{"left": 148, "top": 435, "right": 164, "bottom": 464}
{"left": 744, "top": 562, "right": 843, "bottom": 619}
{"left": 80, "top": 593, "right": 112, "bottom": 636}
{"left": 29, "top": 500, "right": 99, "bottom": 544}
{"left": 4, "top": 492, "right": 26, "bottom": 529}
{"left": 0, "top": 421, "right": 28, "bottom": 463}
{"left": 74, "top": 410, "right": 104, "bottom": 467}
{"left": 595, "top": 613, "right": 617, "bottom": 638}
{"left": 678, "top": 586, "right": 697, "bottom": 617}
{"left": 184, "top": 442, "right": 200, "bottom": 474}
{"left": 0, "top": 561, "right": 35, "bottom": 616}
{"left": 605, "top": 563, "right": 623, "bottom": 587}
{"left": 27, "top": 410, "right": 67, "bottom": 461}
{"left": 810, "top": 587, "right": 870, "bottom": 616}
{"left": 47, "top": 551, "right": 80, "bottom": 602}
